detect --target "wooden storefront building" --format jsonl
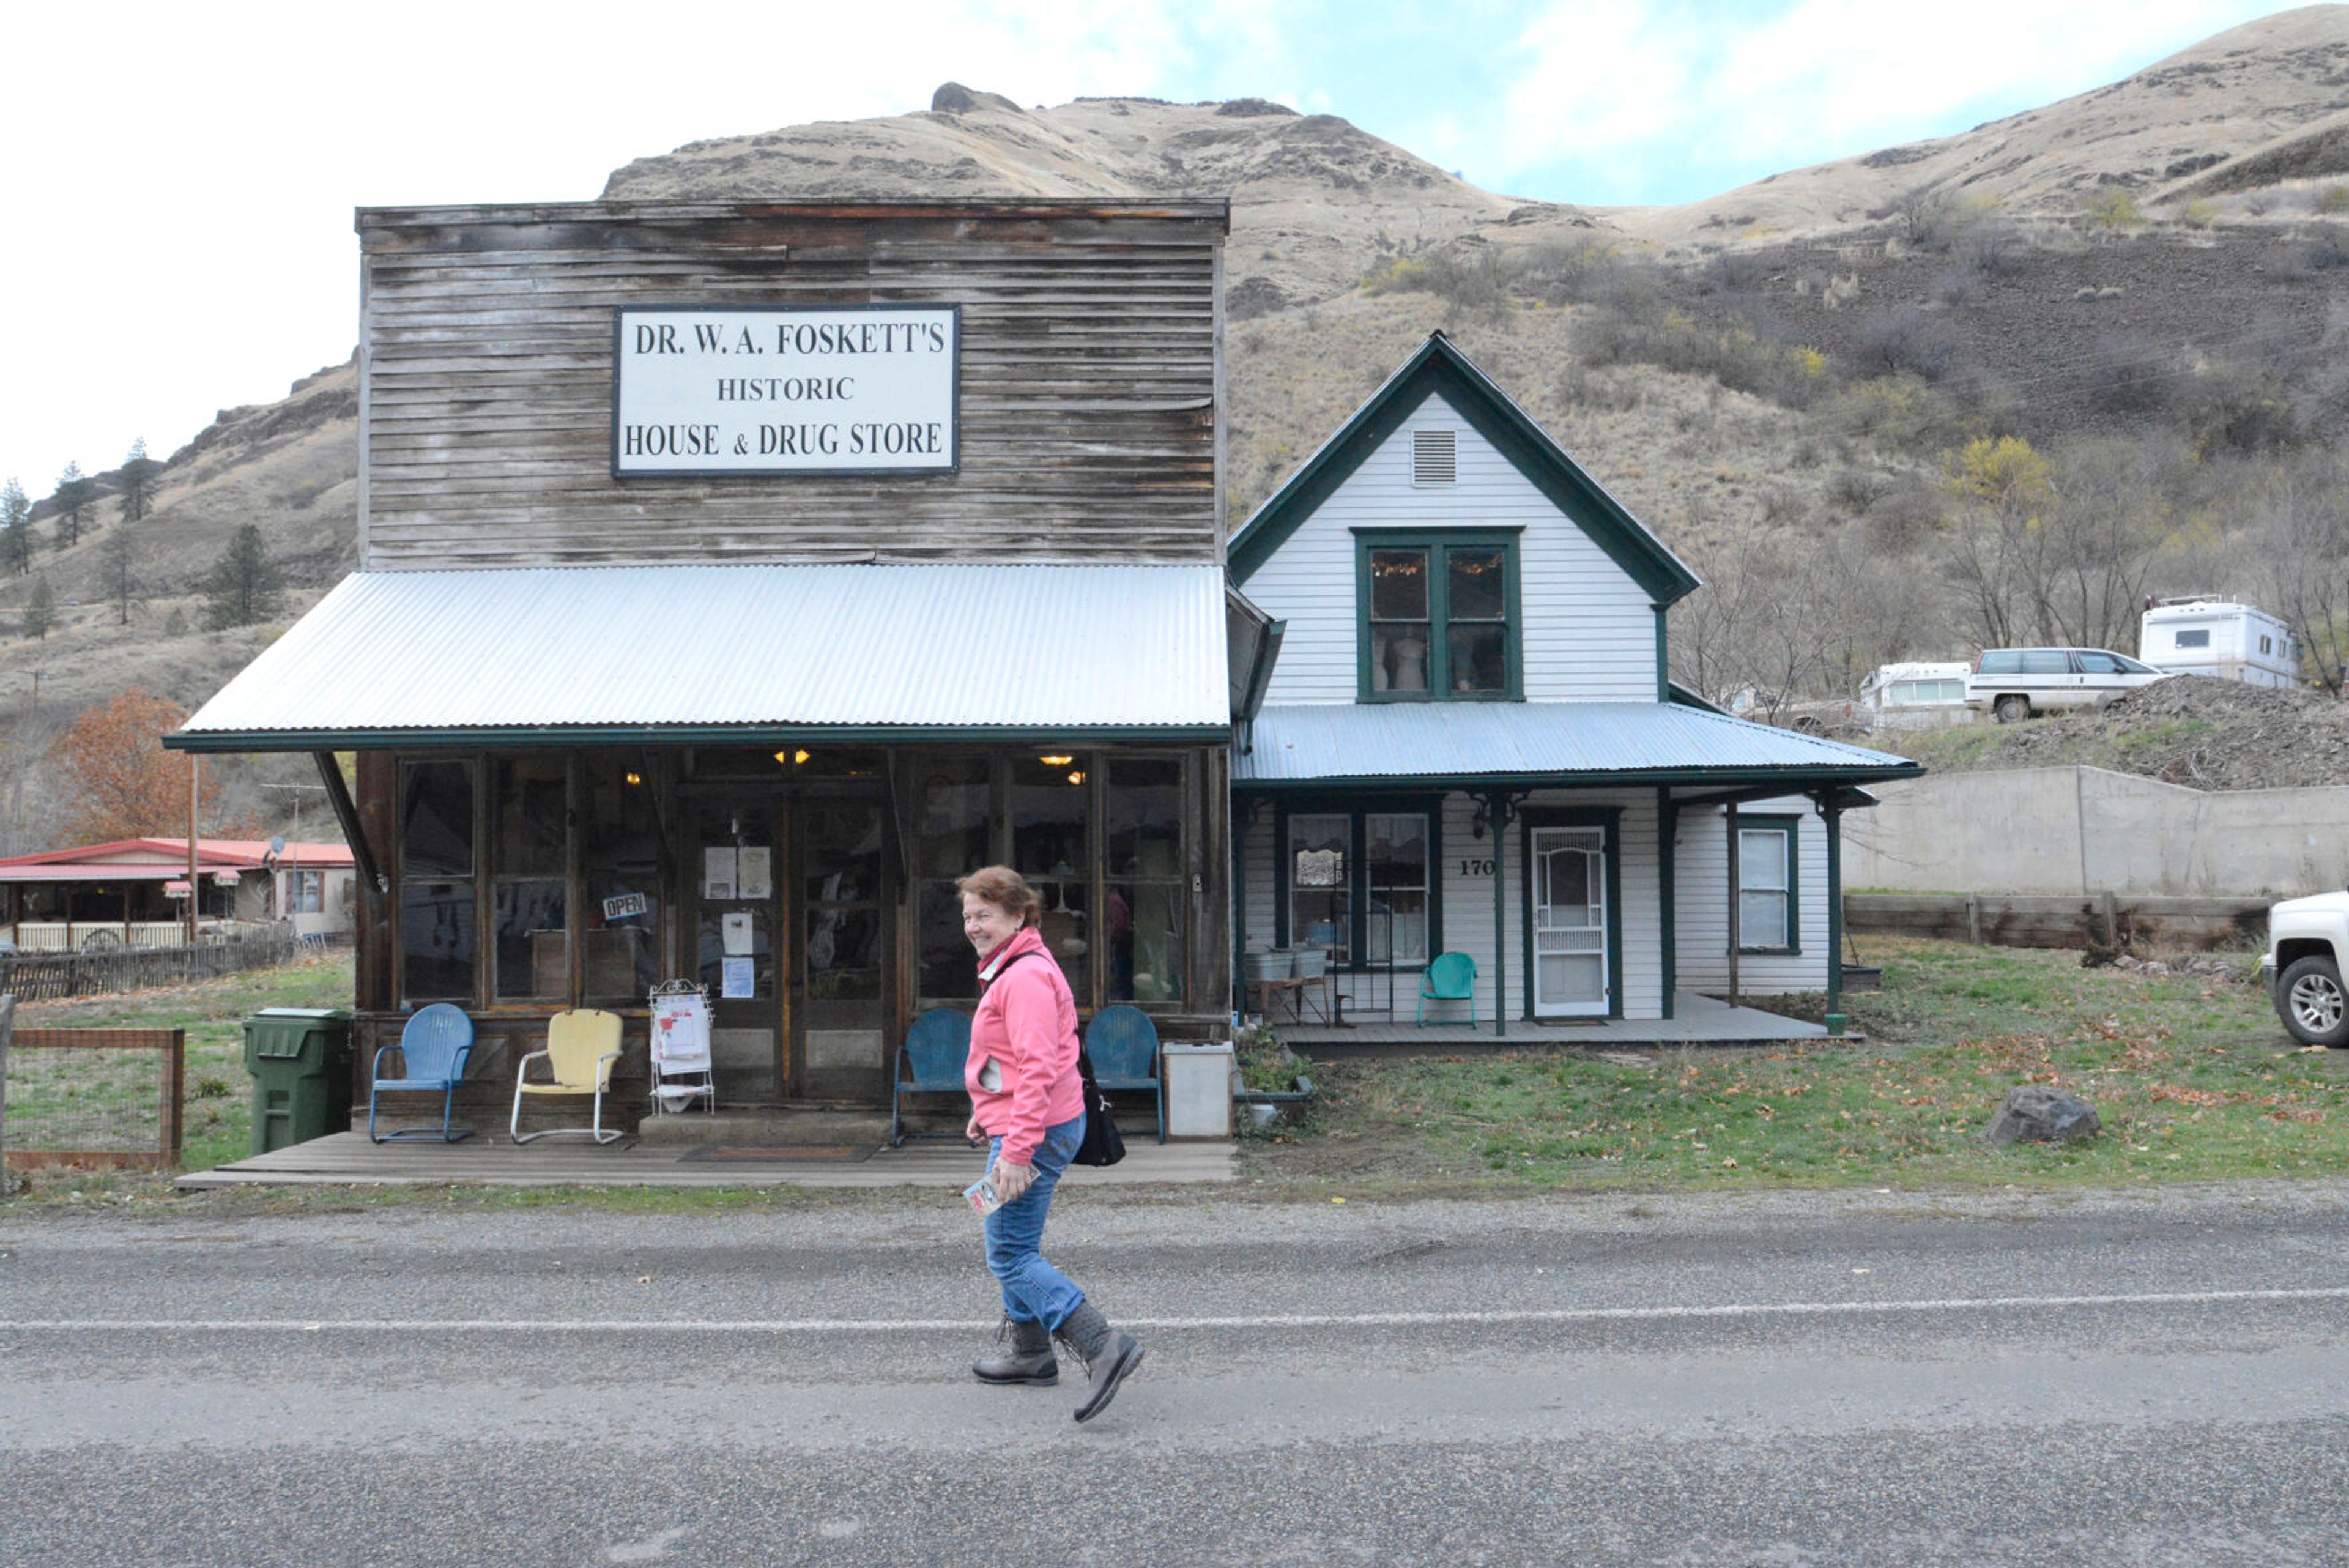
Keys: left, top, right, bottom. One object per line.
{"left": 169, "top": 200, "right": 1241, "bottom": 1125}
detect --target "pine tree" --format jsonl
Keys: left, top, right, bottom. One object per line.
{"left": 116, "top": 438, "right": 161, "bottom": 523}
{"left": 51, "top": 462, "right": 96, "bottom": 549}
{"left": 102, "top": 518, "right": 137, "bottom": 624}
{"left": 0, "top": 478, "right": 30, "bottom": 576}
{"left": 201, "top": 523, "right": 286, "bottom": 629}
{"left": 23, "top": 575, "right": 55, "bottom": 640}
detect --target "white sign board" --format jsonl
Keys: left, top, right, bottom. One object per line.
{"left": 613, "top": 307, "right": 959, "bottom": 476}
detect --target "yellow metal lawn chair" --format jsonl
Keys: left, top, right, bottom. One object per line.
{"left": 510, "top": 1009, "right": 625, "bottom": 1145}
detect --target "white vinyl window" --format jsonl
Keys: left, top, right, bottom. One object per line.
{"left": 1737, "top": 825, "right": 1794, "bottom": 953}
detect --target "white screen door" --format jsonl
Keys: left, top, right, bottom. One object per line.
{"left": 1531, "top": 826, "right": 1608, "bottom": 1016}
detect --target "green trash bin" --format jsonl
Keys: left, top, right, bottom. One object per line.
{"left": 244, "top": 1008, "right": 354, "bottom": 1155}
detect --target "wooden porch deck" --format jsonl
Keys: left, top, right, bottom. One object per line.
{"left": 177, "top": 1131, "right": 1234, "bottom": 1191}
{"left": 1275, "top": 993, "right": 1841, "bottom": 1056}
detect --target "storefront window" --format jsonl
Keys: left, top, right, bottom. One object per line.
{"left": 399, "top": 760, "right": 475, "bottom": 1000}
{"left": 1012, "top": 753, "right": 1089, "bottom": 1006}
{"left": 801, "top": 800, "right": 885, "bottom": 1006}
{"left": 915, "top": 756, "right": 991, "bottom": 1001}
{"left": 582, "top": 757, "right": 661, "bottom": 1001}
{"left": 494, "top": 757, "right": 569, "bottom": 999}
{"left": 1107, "top": 757, "right": 1184, "bottom": 1004}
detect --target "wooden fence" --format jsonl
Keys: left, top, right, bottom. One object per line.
{"left": 0, "top": 1010, "right": 186, "bottom": 1171}
{"left": 0, "top": 926, "right": 302, "bottom": 1003}
{"left": 1846, "top": 894, "right": 2269, "bottom": 953}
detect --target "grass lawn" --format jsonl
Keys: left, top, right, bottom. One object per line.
{"left": 6, "top": 938, "right": 2345, "bottom": 1210}
{"left": 1239, "top": 937, "right": 2348, "bottom": 1195}
{"left": 6, "top": 953, "right": 357, "bottom": 1177}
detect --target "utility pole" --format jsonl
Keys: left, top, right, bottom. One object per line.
{"left": 264, "top": 781, "right": 330, "bottom": 920}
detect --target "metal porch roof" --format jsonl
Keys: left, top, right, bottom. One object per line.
{"left": 1234, "top": 702, "right": 1920, "bottom": 787}
{"left": 172, "top": 564, "right": 1230, "bottom": 751}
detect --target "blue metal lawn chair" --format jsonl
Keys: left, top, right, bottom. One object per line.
{"left": 1417, "top": 951, "right": 1479, "bottom": 1027}
{"left": 1083, "top": 1005, "right": 1165, "bottom": 1145}
{"left": 891, "top": 1008, "right": 973, "bottom": 1148}
{"left": 369, "top": 1003, "right": 476, "bottom": 1143}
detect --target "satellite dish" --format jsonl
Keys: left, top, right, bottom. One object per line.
{"left": 269, "top": 835, "right": 286, "bottom": 855}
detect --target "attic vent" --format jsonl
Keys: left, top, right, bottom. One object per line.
{"left": 1412, "top": 428, "right": 1457, "bottom": 486}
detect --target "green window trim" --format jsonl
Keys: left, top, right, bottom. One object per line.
{"left": 1735, "top": 812, "right": 1801, "bottom": 956}
{"left": 1353, "top": 527, "right": 1524, "bottom": 703}
{"left": 1271, "top": 795, "right": 1445, "bottom": 973}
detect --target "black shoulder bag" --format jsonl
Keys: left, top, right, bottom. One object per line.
{"left": 987, "top": 948, "right": 1125, "bottom": 1168}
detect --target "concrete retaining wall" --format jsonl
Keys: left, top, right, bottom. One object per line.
{"left": 1844, "top": 766, "right": 2349, "bottom": 898}
{"left": 1847, "top": 894, "right": 2269, "bottom": 953}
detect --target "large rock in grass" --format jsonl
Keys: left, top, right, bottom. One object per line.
{"left": 1984, "top": 1086, "right": 2101, "bottom": 1145}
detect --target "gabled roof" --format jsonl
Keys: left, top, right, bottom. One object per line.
{"left": 1226, "top": 332, "right": 1701, "bottom": 606}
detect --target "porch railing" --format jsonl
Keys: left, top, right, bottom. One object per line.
{"left": 0, "top": 918, "right": 276, "bottom": 954}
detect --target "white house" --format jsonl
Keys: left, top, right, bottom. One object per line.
{"left": 1226, "top": 334, "right": 1921, "bottom": 1030}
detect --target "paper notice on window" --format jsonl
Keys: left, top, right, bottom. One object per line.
{"left": 737, "top": 846, "right": 773, "bottom": 899}
{"left": 703, "top": 847, "right": 736, "bottom": 901}
{"left": 722, "top": 910, "right": 754, "bottom": 956}
{"left": 721, "top": 956, "right": 755, "bottom": 999}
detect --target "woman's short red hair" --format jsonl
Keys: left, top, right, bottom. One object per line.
{"left": 956, "top": 864, "right": 1042, "bottom": 929}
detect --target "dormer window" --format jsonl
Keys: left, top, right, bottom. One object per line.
{"left": 1354, "top": 527, "right": 1523, "bottom": 701}
{"left": 1412, "top": 428, "right": 1457, "bottom": 486}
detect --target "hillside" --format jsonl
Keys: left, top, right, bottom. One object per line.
{"left": 12, "top": 7, "right": 2349, "bottom": 850}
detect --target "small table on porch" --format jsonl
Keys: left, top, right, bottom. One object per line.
{"left": 1249, "top": 973, "right": 1333, "bottom": 1025}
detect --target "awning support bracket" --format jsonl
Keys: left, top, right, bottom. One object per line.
{"left": 312, "top": 752, "right": 388, "bottom": 914}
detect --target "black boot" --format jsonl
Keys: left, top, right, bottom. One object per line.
{"left": 1054, "top": 1301, "right": 1143, "bottom": 1423}
{"left": 973, "top": 1316, "right": 1058, "bottom": 1386}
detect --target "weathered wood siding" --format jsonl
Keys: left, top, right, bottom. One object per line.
{"left": 356, "top": 202, "right": 1227, "bottom": 570}
{"left": 1238, "top": 392, "right": 1661, "bottom": 705}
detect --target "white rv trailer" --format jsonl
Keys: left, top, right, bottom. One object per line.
{"left": 2139, "top": 598, "right": 2298, "bottom": 687}
{"left": 1858, "top": 661, "right": 1977, "bottom": 730}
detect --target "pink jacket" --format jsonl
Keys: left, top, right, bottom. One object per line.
{"left": 965, "top": 925, "right": 1085, "bottom": 1167}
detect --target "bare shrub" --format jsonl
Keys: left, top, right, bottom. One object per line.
{"left": 1931, "top": 266, "right": 1984, "bottom": 308}
{"left": 1827, "top": 465, "right": 1892, "bottom": 514}
{"left": 1851, "top": 304, "right": 1962, "bottom": 381}
{"left": 1955, "top": 218, "right": 2028, "bottom": 278}
{"left": 1519, "top": 239, "right": 1647, "bottom": 307}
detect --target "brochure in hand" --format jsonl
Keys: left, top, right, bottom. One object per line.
{"left": 964, "top": 1176, "right": 1005, "bottom": 1217}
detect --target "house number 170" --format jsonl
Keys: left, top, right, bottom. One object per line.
{"left": 1457, "top": 858, "right": 1496, "bottom": 877}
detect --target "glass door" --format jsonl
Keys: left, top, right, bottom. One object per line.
{"left": 1531, "top": 826, "right": 1608, "bottom": 1017}
{"left": 689, "top": 795, "right": 783, "bottom": 1101}
{"left": 793, "top": 796, "right": 889, "bottom": 1102}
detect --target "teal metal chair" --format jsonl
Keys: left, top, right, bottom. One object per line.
{"left": 1416, "top": 952, "right": 1479, "bottom": 1027}
{"left": 1083, "top": 1005, "right": 1165, "bottom": 1144}
{"left": 369, "top": 1003, "right": 475, "bottom": 1142}
{"left": 891, "top": 1008, "right": 973, "bottom": 1147}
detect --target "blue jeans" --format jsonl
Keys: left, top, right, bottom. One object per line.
{"left": 983, "top": 1113, "right": 1088, "bottom": 1330}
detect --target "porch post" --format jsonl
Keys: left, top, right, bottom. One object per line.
{"left": 1657, "top": 788, "right": 1677, "bottom": 1022}
{"left": 186, "top": 756, "right": 199, "bottom": 945}
{"left": 1824, "top": 796, "right": 1846, "bottom": 1030}
{"left": 1725, "top": 800, "right": 1740, "bottom": 1008}
{"left": 1492, "top": 794, "right": 1507, "bottom": 1039}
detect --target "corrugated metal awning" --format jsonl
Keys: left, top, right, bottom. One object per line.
{"left": 169, "top": 564, "right": 1231, "bottom": 751}
{"left": 1234, "top": 702, "right": 1920, "bottom": 788}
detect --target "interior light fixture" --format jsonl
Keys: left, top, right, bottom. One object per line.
{"left": 1040, "top": 754, "right": 1074, "bottom": 767}
{"left": 794, "top": 749, "right": 812, "bottom": 765}
{"left": 624, "top": 771, "right": 642, "bottom": 787}
{"left": 1067, "top": 770, "right": 1086, "bottom": 786}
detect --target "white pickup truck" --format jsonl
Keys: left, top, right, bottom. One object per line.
{"left": 2263, "top": 891, "right": 2349, "bottom": 1047}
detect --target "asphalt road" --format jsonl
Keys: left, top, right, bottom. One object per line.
{"left": 4, "top": 1181, "right": 2347, "bottom": 1567}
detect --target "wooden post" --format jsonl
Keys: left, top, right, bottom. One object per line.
{"left": 160, "top": 1027, "right": 184, "bottom": 1165}
{"left": 1966, "top": 893, "right": 1981, "bottom": 945}
{"left": 1725, "top": 801, "right": 1740, "bottom": 1008}
{"left": 186, "top": 756, "right": 200, "bottom": 946}
{"left": 0, "top": 993, "right": 13, "bottom": 1182}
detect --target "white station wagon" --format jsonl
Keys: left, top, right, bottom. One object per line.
{"left": 1965, "top": 646, "right": 2170, "bottom": 723}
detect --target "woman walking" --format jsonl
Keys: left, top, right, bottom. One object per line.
{"left": 958, "top": 864, "right": 1144, "bottom": 1422}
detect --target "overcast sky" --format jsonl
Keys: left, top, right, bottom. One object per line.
{"left": 0, "top": 0, "right": 2300, "bottom": 497}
